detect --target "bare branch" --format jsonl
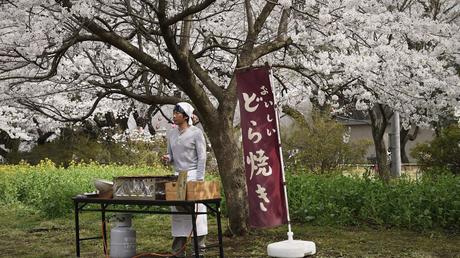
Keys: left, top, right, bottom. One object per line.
{"left": 252, "top": 37, "right": 293, "bottom": 60}
{"left": 245, "top": 0, "right": 255, "bottom": 35}
{"left": 187, "top": 54, "right": 224, "bottom": 101}
{"left": 18, "top": 90, "right": 118, "bottom": 122}
{"left": 89, "top": 80, "right": 183, "bottom": 105}
{"left": 79, "top": 17, "right": 184, "bottom": 86}
{"left": 273, "top": 64, "right": 322, "bottom": 89}
{"left": 277, "top": 7, "right": 290, "bottom": 39}
{"left": 253, "top": 0, "right": 277, "bottom": 36}
{"left": 165, "top": 0, "right": 216, "bottom": 25}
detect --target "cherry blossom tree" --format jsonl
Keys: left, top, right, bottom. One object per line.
{"left": 273, "top": 0, "right": 460, "bottom": 180}
{"left": 1, "top": 0, "right": 459, "bottom": 234}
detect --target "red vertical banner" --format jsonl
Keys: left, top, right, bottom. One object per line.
{"left": 236, "top": 66, "right": 287, "bottom": 228}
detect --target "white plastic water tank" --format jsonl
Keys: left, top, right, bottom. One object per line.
{"left": 110, "top": 214, "right": 136, "bottom": 258}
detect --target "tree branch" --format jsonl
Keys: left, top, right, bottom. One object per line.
{"left": 253, "top": 0, "right": 277, "bottom": 36}
{"left": 18, "top": 90, "right": 118, "bottom": 122}
{"left": 187, "top": 54, "right": 224, "bottom": 102}
{"left": 252, "top": 37, "right": 293, "bottom": 60}
{"left": 78, "top": 17, "right": 184, "bottom": 87}
{"left": 89, "top": 80, "right": 183, "bottom": 105}
{"left": 245, "top": 0, "right": 255, "bottom": 35}
{"left": 165, "top": 0, "right": 216, "bottom": 25}
{"left": 277, "top": 7, "right": 290, "bottom": 39}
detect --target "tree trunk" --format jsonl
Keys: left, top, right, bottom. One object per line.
{"left": 400, "top": 125, "right": 419, "bottom": 163}
{"left": 368, "top": 104, "right": 391, "bottom": 182}
{"left": 207, "top": 123, "right": 249, "bottom": 235}
{"left": 0, "top": 129, "right": 21, "bottom": 163}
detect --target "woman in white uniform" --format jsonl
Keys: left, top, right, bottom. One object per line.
{"left": 161, "top": 102, "right": 207, "bottom": 258}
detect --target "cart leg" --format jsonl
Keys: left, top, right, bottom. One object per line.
{"left": 191, "top": 204, "right": 200, "bottom": 258}
{"left": 216, "top": 202, "right": 224, "bottom": 258}
{"left": 74, "top": 201, "right": 80, "bottom": 257}
{"left": 101, "top": 204, "right": 108, "bottom": 255}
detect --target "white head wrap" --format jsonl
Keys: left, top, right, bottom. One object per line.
{"left": 176, "top": 102, "right": 195, "bottom": 125}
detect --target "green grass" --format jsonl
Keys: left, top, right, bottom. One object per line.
{"left": 1, "top": 203, "right": 459, "bottom": 257}
{"left": 1, "top": 163, "right": 459, "bottom": 257}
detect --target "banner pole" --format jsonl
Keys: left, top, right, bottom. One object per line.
{"left": 267, "top": 67, "right": 316, "bottom": 257}
{"left": 267, "top": 68, "right": 293, "bottom": 238}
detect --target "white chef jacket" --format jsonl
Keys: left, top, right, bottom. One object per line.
{"left": 166, "top": 126, "right": 207, "bottom": 237}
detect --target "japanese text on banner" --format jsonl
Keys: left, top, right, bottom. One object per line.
{"left": 236, "top": 67, "right": 287, "bottom": 228}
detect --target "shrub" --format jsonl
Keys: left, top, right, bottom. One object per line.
{"left": 282, "top": 108, "right": 371, "bottom": 174}
{"left": 13, "top": 132, "right": 167, "bottom": 167}
{"left": 411, "top": 125, "right": 460, "bottom": 175}
{"left": 287, "top": 171, "right": 460, "bottom": 231}
{"left": 0, "top": 160, "right": 170, "bottom": 217}
{"left": 2, "top": 163, "right": 458, "bottom": 232}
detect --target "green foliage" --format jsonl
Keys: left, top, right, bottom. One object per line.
{"left": 2, "top": 163, "right": 458, "bottom": 232}
{"left": 287, "top": 171, "right": 460, "bottom": 231}
{"left": 411, "top": 125, "right": 460, "bottom": 174}
{"left": 10, "top": 131, "right": 167, "bottom": 167}
{"left": 282, "top": 109, "right": 371, "bottom": 173}
{"left": 0, "top": 160, "right": 170, "bottom": 217}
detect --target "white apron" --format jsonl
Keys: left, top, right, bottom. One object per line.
{"left": 171, "top": 170, "right": 208, "bottom": 237}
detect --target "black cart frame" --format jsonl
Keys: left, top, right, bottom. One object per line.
{"left": 72, "top": 196, "right": 224, "bottom": 258}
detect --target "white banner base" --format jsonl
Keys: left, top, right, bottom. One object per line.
{"left": 267, "top": 232, "right": 316, "bottom": 258}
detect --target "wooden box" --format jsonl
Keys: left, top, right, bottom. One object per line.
{"left": 166, "top": 181, "right": 220, "bottom": 200}
{"left": 187, "top": 181, "right": 220, "bottom": 200}
{"left": 165, "top": 182, "right": 180, "bottom": 200}
{"left": 165, "top": 172, "right": 187, "bottom": 200}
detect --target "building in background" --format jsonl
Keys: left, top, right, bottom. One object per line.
{"left": 336, "top": 116, "right": 434, "bottom": 163}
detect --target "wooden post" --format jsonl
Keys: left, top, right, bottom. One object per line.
{"left": 176, "top": 171, "right": 187, "bottom": 200}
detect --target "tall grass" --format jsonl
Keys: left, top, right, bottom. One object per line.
{"left": 0, "top": 160, "right": 170, "bottom": 217}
